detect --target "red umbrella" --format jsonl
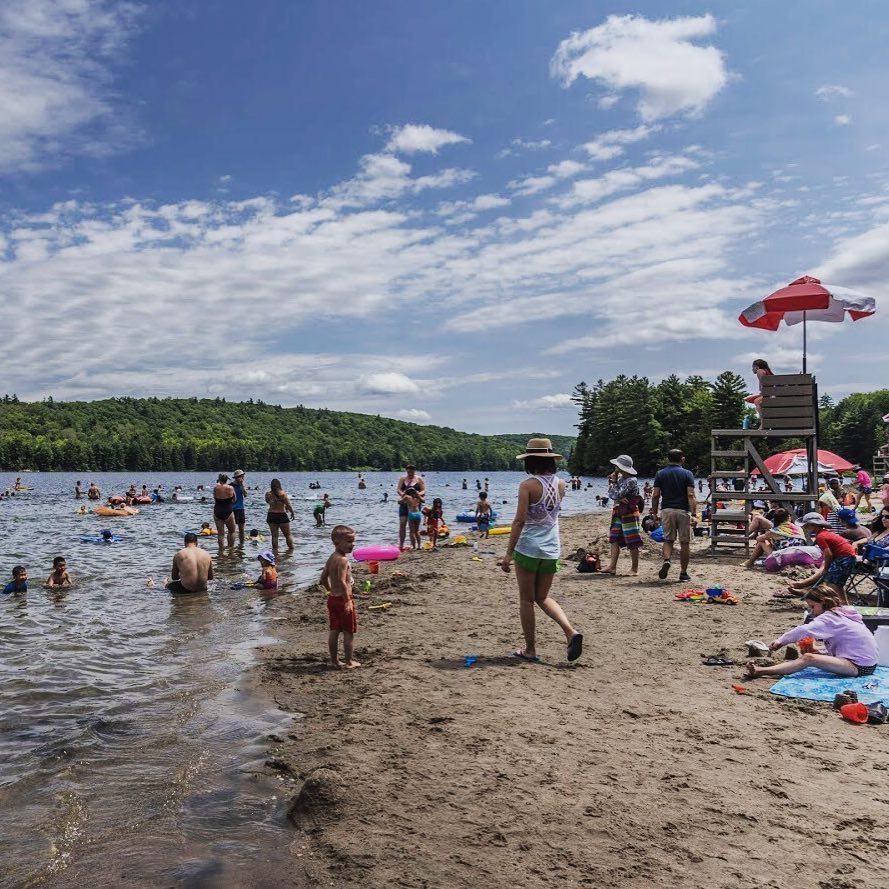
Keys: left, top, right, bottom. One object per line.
{"left": 750, "top": 448, "right": 854, "bottom": 477}
{"left": 739, "top": 275, "right": 876, "bottom": 372}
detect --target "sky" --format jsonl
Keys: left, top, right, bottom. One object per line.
{"left": 1, "top": 0, "right": 888, "bottom": 435}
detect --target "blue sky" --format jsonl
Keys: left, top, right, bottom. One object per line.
{"left": 2, "top": 1, "right": 888, "bottom": 434}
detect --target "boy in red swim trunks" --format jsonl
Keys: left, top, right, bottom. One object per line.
{"left": 320, "top": 524, "right": 360, "bottom": 669}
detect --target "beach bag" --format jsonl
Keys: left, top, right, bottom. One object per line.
{"left": 763, "top": 545, "right": 823, "bottom": 572}
{"left": 577, "top": 552, "right": 600, "bottom": 573}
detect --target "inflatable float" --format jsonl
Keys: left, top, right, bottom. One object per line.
{"left": 93, "top": 506, "right": 138, "bottom": 517}
{"left": 486, "top": 526, "right": 511, "bottom": 536}
{"left": 352, "top": 544, "right": 400, "bottom": 562}
{"left": 134, "top": 496, "right": 152, "bottom": 504}
{"left": 81, "top": 534, "right": 123, "bottom": 544}
{"left": 456, "top": 511, "right": 499, "bottom": 523}
{"left": 171, "top": 494, "right": 194, "bottom": 503}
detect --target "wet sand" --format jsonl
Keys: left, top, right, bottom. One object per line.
{"left": 258, "top": 513, "right": 889, "bottom": 888}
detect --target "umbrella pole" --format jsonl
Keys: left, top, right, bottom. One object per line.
{"left": 802, "top": 310, "right": 807, "bottom": 374}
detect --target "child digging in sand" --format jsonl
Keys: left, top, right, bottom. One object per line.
{"left": 746, "top": 588, "right": 878, "bottom": 679}
{"left": 320, "top": 525, "right": 360, "bottom": 669}
{"left": 777, "top": 512, "right": 858, "bottom": 603}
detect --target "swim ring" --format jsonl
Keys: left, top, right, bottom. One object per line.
{"left": 352, "top": 544, "right": 400, "bottom": 562}
{"left": 94, "top": 506, "right": 138, "bottom": 517}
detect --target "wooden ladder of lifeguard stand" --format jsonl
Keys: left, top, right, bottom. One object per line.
{"left": 709, "top": 374, "right": 819, "bottom": 554}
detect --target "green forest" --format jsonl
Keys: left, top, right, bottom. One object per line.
{"left": 0, "top": 395, "right": 574, "bottom": 472}
{"left": 568, "top": 372, "right": 889, "bottom": 477}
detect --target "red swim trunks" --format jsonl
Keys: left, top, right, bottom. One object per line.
{"left": 327, "top": 595, "right": 357, "bottom": 634}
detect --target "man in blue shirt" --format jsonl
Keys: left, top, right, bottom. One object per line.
{"left": 651, "top": 449, "right": 697, "bottom": 582}
{"left": 232, "top": 469, "right": 247, "bottom": 545}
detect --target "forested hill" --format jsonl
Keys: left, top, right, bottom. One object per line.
{"left": 0, "top": 396, "right": 575, "bottom": 472}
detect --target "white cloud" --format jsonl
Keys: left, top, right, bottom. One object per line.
{"left": 556, "top": 153, "right": 700, "bottom": 207}
{"left": 815, "top": 221, "right": 889, "bottom": 293}
{"left": 834, "top": 114, "right": 852, "bottom": 126}
{"left": 385, "top": 124, "right": 470, "bottom": 155}
{"left": 396, "top": 408, "right": 431, "bottom": 422}
{"left": 581, "top": 125, "right": 656, "bottom": 161}
{"left": 0, "top": 0, "right": 141, "bottom": 174}
{"left": 512, "top": 393, "right": 574, "bottom": 410}
{"left": 815, "top": 84, "right": 854, "bottom": 101}
{"left": 598, "top": 94, "right": 620, "bottom": 110}
{"left": 551, "top": 14, "right": 729, "bottom": 121}
{"left": 359, "top": 372, "right": 421, "bottom": 396}
{"left": 509, "top": 159, "right": 586, "bottom": 197}
{"left": 497, "top": 138, "right": 552, "bottom": 158}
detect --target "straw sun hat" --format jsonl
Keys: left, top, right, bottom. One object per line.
{"left": 516, "top": 437, "right": 563, "bottom": 460}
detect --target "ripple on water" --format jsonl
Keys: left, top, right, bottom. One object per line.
{"left": 0, "top": 469, "right": 613, "bottom": 883}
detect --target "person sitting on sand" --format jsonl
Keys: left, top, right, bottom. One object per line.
{"left": 320, "top": 525, "right": 360, "bottom": 669}
{"left": 3, "top": 565, "right": 28, "bottom": 595}
{"left": 604, "top": 455, "right": 643, "bottom": 576}
{"left": 256, "top": 551, "right": 278, "bottom": 589}
{"left": 742, "top": 508, "right": 805, "bottom": 569}
{"left": 475, "top": 491, "right": 493, "bottom": 539}
{"left": 167, "top": 533, "right": 213, "bottom": 595}
{"left": 836, "top": 507, "right": 871, "bottom": 546}
{"left": 747, "top": 507, "right": 772, "bottom": 538}
{"left": 45, "top": 556, "right": 72, "bottom": 589}
{"left": 746, "top": 589, "right": 878, "bottom": 679}
{"left": 780, "top": 512, "right": 857, "bottom": 602}
{"left": 499, "top": 438, "right": 582, "bottom": 663}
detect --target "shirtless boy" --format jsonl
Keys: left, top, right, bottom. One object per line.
{"left": 45, "top": 556, "right": 72, "bottom": 589}
{"left": 167, "top": 533, "right": 214, "bottom": 595}
{"left": 320, "top": 525, "right": 360, "bottom": 669}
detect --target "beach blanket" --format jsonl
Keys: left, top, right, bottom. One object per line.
{"left": 770, "top": 666, "right": 889, "bottom": 705}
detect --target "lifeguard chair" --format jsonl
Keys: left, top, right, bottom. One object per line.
{"left": 709, "top": 374, "right": 819, "bottom": 553}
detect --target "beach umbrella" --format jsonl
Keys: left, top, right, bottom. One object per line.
{"left": 739, "top": 275, "right": 876, "bottom": 373}
{"left": 750, "top": 447, "right": 854, "bottom": 477}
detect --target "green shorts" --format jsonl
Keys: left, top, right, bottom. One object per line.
{"left": 513, "top": 551, "right": 560, "bottom": 574}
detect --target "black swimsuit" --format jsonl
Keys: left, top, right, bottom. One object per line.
{"left": 214, "top": 493, "right": 234, "bottom": 520}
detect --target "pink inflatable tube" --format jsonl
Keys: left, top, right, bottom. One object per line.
{"left": 352, "top": 544, "right": 401, "bottom": 562}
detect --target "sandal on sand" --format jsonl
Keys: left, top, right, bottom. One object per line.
{"left": 702, "top": 656, "right": 734, "bottom": 667}
{"left": 567, "top": 633, "right": 583, "bottom": 662}
{"left": 513, "top": 650, "right": 540, "bottom": 662}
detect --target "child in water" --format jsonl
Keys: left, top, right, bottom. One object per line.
{"left": 475, "top": 491, "right": 493, "bottom": 539}
{"left": 45, "top": 556, "right": 72, "bottom": 589}
{"left": 199, "top": 522, "right": 216, "bottom": 536}
{"left": 320, "top": 525, "right": 360, "bottom": 669}
{"left": 3, "top": 565, "right": 27, "bottom": 595}
{"left": 424, "top": 498, "right": 444, "bottom": 549}
{"left": 401, "top": 486, "right": 423, "bottom": 550}
{"left": 256, "top": 551, "right": 278, "bottom": 589}
{"left": 248, "top": 528, "right": 264, "bottom": 544}
{"left": 313, "top": 493, "right": 331, "bottom": 527}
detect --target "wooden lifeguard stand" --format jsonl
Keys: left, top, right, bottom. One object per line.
{"left": 709, "top": 374, "right": 819, "bottom": 553}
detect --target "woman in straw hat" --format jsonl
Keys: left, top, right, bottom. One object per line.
{"left": 499, "top": 438, "right": 583, "bottom": 663}
{"left": 605, "top": 454, "right": 643, "bottom": 575}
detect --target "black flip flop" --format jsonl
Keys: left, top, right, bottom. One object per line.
{"left": 701, "top": 656, "right": 734, "bottom": 667}
{"left": 567, "top": 633, "right": 583, "bottom": 662}
{"left": 658, "top": 561, "right": 671, "bottom": 580}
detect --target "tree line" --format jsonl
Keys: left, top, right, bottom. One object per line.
{"left": 568, "top": 373, "right": 889, "bottom": 477}
{"left": 0, "top": 396, "right": 574, "bottom": 472}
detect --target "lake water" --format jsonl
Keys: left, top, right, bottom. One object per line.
{"left": 0, "top": 470, "right": 626, "bottom": 886}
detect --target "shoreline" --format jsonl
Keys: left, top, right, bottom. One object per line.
{"left": 257, "top": 512, "right": 889, "bottom": 888}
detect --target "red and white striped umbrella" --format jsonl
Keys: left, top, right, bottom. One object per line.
{"left": 739, "top": 275, "right": 876, "bottom": 371}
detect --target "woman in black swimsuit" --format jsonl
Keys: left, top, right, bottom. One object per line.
{"left": 213, "top": 473, "right": 237, "bottom": 546}
{"left": 266, "top": 478, "right": 295, "bottom": 552}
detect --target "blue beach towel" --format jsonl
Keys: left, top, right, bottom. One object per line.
{"left": 770, "top": 666, "right": 889, "bottom": 706}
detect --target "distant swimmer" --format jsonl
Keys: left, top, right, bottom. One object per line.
{"left": 167, "top": 533, "right": 213, "bottom": 595}
{"left": 74, "top": 480, "right": 83, "bottom": 499}
{"left": 87, "top": 482, "right": 101, "bottom": 501}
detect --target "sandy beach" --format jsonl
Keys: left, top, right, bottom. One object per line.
{"left": 258, "top": 512, "right": 889, "bottom": 889}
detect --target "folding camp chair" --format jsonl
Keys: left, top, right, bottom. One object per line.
{"left": 845, "top": 544, "right": 889, "bottom": 606}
